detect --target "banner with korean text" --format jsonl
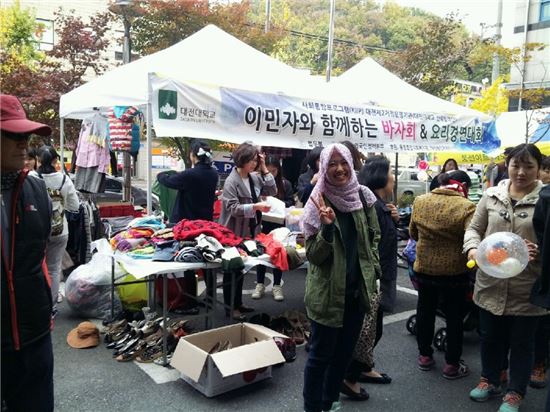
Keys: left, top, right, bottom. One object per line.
{"left": 151, "top": 74, "right": 500, "bottom": 153}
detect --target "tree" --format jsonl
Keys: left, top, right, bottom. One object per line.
{"left": 469, "top": 76, "right": 509, "bottom": 116}
{"left": 0, "top": 4, "right": 113, "bottom": 148}
{"left": 383, "top": 14, "right": 475, "bottom": 99}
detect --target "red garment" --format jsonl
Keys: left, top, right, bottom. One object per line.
{"left": 173, "top": 219, "right": 243, "bottom": 246}
{"left": 255, "top": 233, "right": 288, "bottom": 271}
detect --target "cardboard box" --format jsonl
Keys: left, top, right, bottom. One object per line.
{"left": 171, "top": 323, "right": 286, "bottom": 397}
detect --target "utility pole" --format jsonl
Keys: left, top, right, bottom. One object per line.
{"left": 265, "top": 0, "right": 271, "bottom": 33}
{"left": 326, "top": 0, "right": 336, "bottom": 82}
{"left": 518, "top": 0, "right": 531, "bottom": 111}
{"left": 491, "top": 0, "right": 503, "bottom": 84}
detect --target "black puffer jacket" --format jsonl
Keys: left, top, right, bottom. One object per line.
{"left": 1, "top": 171, "right": 52, "bottom": 351}
{"left": 532, "top": 185, "right": 550, "bottom": 309}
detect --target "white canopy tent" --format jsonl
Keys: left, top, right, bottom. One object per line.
{"left": 60, "top": 25, "right": 320, "bottom": 212}
{"left": 330, "top": 57, "right": 491, "bottom": 120}
{"left": 60, "top": 26, "right": 495, "bottom": 213}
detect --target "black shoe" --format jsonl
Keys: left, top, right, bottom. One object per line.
{"left": 237, "top": 305, "right": 255, "bottom": 313}
{"left": 340, "top": 383, "right": 369, "bottom": 401}
{"left": 358, "top": 372, "right": 392, "bottom": 384}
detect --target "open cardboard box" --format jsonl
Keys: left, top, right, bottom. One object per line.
{"left": 171, "top": 322, "right": 287, "bottom": 397}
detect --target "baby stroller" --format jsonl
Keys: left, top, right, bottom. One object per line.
{"left": 402, "top": 239, "right": 479, "bottom": 351}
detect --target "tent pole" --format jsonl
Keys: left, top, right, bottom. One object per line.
{"left": 60, "top": 117, "right": 65, "bottom": 172}
{"left": 394, "top": 152, "right": 399, "bottom": 204}
{"left": 146, "top": 73, "right": 153, "bottom": 214}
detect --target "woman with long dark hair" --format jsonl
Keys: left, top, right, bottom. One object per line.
{"left": 342, "top": 155, "right": 397, "bottom": 398}
{"left": 37, "top": 146, "right": 79, "bottom": 315}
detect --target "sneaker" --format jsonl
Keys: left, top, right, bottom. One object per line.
{"left": 469, "top": 377, "right": 503, "bottom": 402}
{"left": 272, "top": 285, "right": 284, "bottom": 301}
{"left": 418, "top": 355, "right": 435, "bottom": 371}
{"left": 251, "top": 283, "right": 265, "bottom": 299}
{"left": 498, "top": 391, "right": 522, "bottom": 412}
{"left": 529, "top": 364, "right": 548, "bottom": 389}
{"left": 442, "top": 360, "right": 470, "bottom": 380}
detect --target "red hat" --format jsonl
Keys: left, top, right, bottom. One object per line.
{"left": 0, "top": 94, "right": 51, "bottom": 136}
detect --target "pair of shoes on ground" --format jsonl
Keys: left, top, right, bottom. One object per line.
{"left": 224, "top": 305, "right": 254, "bottom": 321}
{"left": 470, "top": 377, "right": 524, "bottom": 412}
{"left": 251, "top": 283, "right": 284, "bottom": 301}
{"left": 417, "top": 356, "right": 470, "bottom": 380}
{"left": 529, "top": 363, "right": 548, "bottom": 389}
{"left": 340, "top": 381, "right": 369, "bottom": 401}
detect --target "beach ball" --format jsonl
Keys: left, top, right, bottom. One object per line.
{"left": 476, "top": 232, "right": 529, "bottom": 279}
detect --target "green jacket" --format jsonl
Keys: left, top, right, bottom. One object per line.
{"left": 304, "top": 199, "right": 381, "bottom": 328}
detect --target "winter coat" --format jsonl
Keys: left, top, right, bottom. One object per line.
{"left": 1, "top": 172, "right": 53, "bottom": 351}
{"left": 410, "top": 188, "right": 476, "bottom": 276}
{"left": 463, "top": 179, "right": 546, "bottom": 316}
{"left": 157, "top": 163, "right": 219, "bottom": 223}
{"left": 531, "top": 184, "right": 550, "bottom": 309}
{"left": 297, "top": 168, "right": 315, "bottom": 205}
{"left": 373, "top": 197, "right": 398, "bottom": 312}
{"left": 219, "top": 168, "right": 276, "bottom": 238}
{"left": 304, "top": 197, "right": 381, "bottom": 328}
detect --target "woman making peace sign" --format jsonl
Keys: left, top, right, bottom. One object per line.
{"left": 302, "top": 143, "right": 381, "bottom": 412}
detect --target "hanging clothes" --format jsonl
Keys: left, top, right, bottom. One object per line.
{"left": 74, "top": 113, "right": 110, "bottom": 193}
{"left": 108, "top": 106, "right": 140, "bottom": 152}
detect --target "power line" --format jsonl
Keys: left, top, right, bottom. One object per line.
{"left": 245, "top": 21, "right": 397, "bottom": 54}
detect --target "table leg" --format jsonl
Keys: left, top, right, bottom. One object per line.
{"left": 162, "top": 272, "right": 168, "bottom": 366}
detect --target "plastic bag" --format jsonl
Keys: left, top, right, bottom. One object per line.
{"left": 65, "top": 247, "right": 124, "bottom": 320}
{"left": 117, "top": 274, "right": 148, "bottom": 312}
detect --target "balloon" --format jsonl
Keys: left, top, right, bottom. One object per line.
{"left": 418, "top": 160, "right": 429, "bottom": 170}
{"left": 476, "top": 232, "right": 529, "bottom": 279}
{"left": 417, "top": 170, "right": 428, "bottom": 182}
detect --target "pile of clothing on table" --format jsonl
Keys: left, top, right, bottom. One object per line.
{"left": 109, "top": 215, "right": 305, "bottom": 271}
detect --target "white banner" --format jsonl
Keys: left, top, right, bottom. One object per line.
{"left": 151, "top": 74, "right": 500, "bottom": 153}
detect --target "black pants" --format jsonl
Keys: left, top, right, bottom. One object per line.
{"left": 256, "top": 265, "right": 283, "bottom": 286}
{"left": 534, "top": 314, "right": 550, "bottom": 367}
{"left": 479, "top": 308, "right": 539, "bottom": 396}
{"left": 222, "top": 270, "right": 244, "bottom": 310}
{"left": 345, "top": 306, "right": 384, "bottom": 382}
{"left": 415, "top": 273, "right": 468, "bottom": 366}
{"left": 1, "top": 333, "right": 54, "bottom": 412}
{"left": 183, "top": 270, "right": 198, "bottom": 309}
{"left": 303, "top": 298, "right": 365, "bottom": 412}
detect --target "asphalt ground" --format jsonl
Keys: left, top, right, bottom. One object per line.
{"left": 52, "top": 266, "right": 548, "bottom": 412}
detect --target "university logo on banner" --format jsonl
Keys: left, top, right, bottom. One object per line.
{"left": 158, "top": 89, "right": 177, "bottom": 120}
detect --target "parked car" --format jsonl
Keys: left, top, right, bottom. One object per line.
{"left": 71, "top": 174, "right": 160, "bottom": 211}
{"left": 397, "top": 169, "right": 482, "bottom": 204}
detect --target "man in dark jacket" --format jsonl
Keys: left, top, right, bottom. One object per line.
{"left": 1, "top": 94, "right": 54, "bottom": 411}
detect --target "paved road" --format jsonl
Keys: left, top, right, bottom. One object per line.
{"left": 53, "top": 267, "right": 547, "bottom": 411}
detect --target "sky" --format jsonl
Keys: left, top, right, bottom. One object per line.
{"left": 383, "top": 0, "right": 520, "bottom": 46}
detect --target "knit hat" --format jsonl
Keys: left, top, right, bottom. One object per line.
{"left": 67, "top": 321, "right": 100, "bottom": 349}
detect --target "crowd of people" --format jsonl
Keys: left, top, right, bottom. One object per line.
{"left": 2, "top": 92, "right": 550, "bottom": 412}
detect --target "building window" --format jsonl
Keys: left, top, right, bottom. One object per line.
{"left": 542, "top": 0, "right": 550, "bottom": 21}
{"left": 34, "top": 18, "right": 54, "bottom": 51}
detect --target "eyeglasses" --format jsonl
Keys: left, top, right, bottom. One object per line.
{"left": 2, "top": 132, "right": 31, "bottom": 142}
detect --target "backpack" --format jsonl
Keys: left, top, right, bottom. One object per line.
{"left": 40, "top": 173, "right": 66, "bottom": 236}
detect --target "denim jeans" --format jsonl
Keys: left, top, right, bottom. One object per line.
{"left": 479, "top": 308, "right": 539, "bottom": 396}
{"left": 46, "top": 234, "right": 68, "bottom": 311}
{"left": 1, "top": 333, "right": 54, "bottom": 411}
{"left": 303, "top": 297, "right": 365, "bottom": 412}
{"left": 415, "top": 273, "right": 468, "bottom": 365}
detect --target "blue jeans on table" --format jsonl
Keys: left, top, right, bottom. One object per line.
{"left": 303, "top": 297, "right": 365, "bottom": 412}
{"left": 479, "top": 308, "right": 539, "bottom": 396}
